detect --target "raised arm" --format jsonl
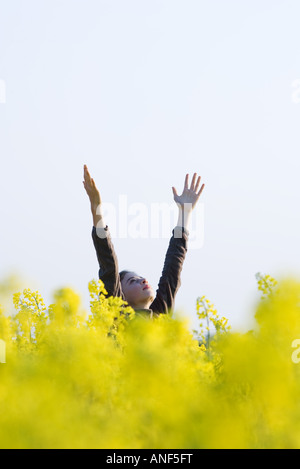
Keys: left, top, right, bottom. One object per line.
{"left": 151, "top": 173, "right": 205, "bottom": 315}
{"left": 83, "top": 165, "right": 124, "bottom": 299}
{"left": 83, "top": 164, "right": 105, "bottom": 229}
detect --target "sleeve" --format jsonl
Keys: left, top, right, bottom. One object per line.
{"left": 150, "top": 226, "right": 189, "bottom": 316}
{"left": 91, "top": 226, "right": 125, "bottom": 300}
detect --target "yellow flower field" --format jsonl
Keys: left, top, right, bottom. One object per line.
{"left": 1, "top": 274, "right": 300, "bottom": 449}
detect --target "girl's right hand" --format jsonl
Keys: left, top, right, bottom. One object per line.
{"left": 83, "top": 165, "right": 101, "bottom": 211}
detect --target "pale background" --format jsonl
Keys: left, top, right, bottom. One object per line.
{"left": 0, "top": 0, "right": 300, "bottom": 331}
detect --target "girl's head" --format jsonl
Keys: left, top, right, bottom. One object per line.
{"left": 119, "top": 270, "right": 154, "bottom": 309}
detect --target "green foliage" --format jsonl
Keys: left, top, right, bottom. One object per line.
{"left": 1, "top": 273, "right": 300, "bottom": 449}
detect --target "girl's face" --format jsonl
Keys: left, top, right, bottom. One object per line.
{"left": 121, "top": 271, "right": 154, "bottom": 309}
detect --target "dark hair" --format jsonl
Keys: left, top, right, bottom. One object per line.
{"left": 119, "top": 270, "right": 131, "bottom": 283}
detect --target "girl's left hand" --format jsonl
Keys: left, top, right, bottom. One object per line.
{"left": 172, "top": 173, "right": 205, "bottom": 210}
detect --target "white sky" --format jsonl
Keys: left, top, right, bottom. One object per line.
{"left": 0, "top": 0, "right": 300, "bottom": 331}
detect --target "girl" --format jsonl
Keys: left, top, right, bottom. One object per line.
{"left": 83, "top": 165, "right": 205, "bottom": 318}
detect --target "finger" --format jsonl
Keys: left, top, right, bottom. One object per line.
{"left": 184, "top": 174, "right": 189, "bottom": 190}
{"left": 194, "top": 175, "right": 201, "bottom": 193}
{"left": 190, "top": 173, "right": 197, "bottom": 191}
{"left": 196, "top": 183, "right": 205, "bottom": 200}
{"left": 172, "top": 186, "right": 178, "bottom": 197}
{"left": 83, "top": 181, "right": 89, "bottom": 192}
{"left": 84, "top": 165, "right": 92, "bottom": 182}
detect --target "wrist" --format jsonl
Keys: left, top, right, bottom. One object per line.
{"left": 177, "top": 206, "right": 192, "bottom": 229}
{"left": 178, "top": 203, "right": 193, "bottom": 213}
{"left": 93, "top": 213, "right": 105, "bottom": 229}
{"left": 91, "top": 203, "right": 105, "bottom": 228}
{"left": 91, "top": 202, "right": 102, "bottom": 215}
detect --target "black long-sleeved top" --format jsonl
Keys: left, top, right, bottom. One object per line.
{"left": 92, "top": 225, "right": 188, "bottom": 317}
